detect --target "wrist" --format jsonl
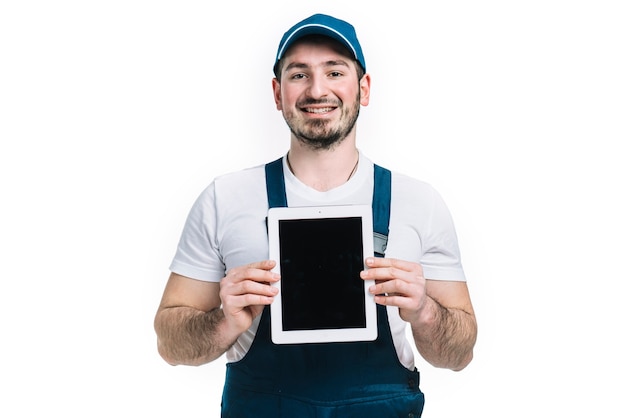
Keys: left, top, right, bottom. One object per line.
{"left": 408, "top": 295, "right": 439, "bottom": 330}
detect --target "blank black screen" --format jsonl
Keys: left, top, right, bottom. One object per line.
{"left": 279, "top": 217, "right": 366, "bottom": 331}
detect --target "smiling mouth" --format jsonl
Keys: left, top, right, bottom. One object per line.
{"left": 302, "top": 107, "right": 335, "bottom": 114}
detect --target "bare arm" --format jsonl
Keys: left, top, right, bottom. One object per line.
{"left": 154, "top": 260, "right": 280, "bottom": 366}
{"left": 408, "top": 280, "right": 476, "bottom": 370}
{"left": 154, "top": 273, "right": 229, "bottom": 366}
{"left": 362, "top": 257, "right": 477, "bottom": 371}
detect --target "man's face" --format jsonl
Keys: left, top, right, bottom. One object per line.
{"left": 273, "top": 39, "right": 370, "bottom": 150}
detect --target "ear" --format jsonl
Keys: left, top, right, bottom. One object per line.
{"left": 359, "top": 73, "right": 371, "bottom": 106}
{"left": 272, "top": 78, "right": 282, "bottom": 110}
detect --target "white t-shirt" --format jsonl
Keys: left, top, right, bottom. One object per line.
{"left": 170, "top": 152, "right": 466, "bottom": 369}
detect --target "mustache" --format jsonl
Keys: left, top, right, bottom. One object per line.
{"left": 296, "top": 98, "right": 341, "bottom": 107}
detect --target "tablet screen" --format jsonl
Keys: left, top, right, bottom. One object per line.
{"left": 279, "top": 216, "right": 365, "bottom": 331}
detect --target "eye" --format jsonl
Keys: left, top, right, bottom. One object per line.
{"left": 328, "top": 71, "right": 343, "bottom": 78}
{"left": 290, "top": 73, "right": 307, "bottom": 80}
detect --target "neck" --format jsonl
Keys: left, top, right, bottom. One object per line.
{"left": 286, "top": 141, "right": 359, "bottom": 192}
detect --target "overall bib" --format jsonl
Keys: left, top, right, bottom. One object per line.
{"left": 221, "top": 158, "right": 425, "bottom": 417}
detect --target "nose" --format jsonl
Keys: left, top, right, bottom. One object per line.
{"left": 306, "top": 74, "right": 329, "bottom": 99}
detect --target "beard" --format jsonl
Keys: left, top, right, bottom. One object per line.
{"left": 283, "top": 95, "right": 361, "bottom": 151}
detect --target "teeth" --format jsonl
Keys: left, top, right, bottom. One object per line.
{"left": 305, "top": 107, "right": 333, "bottom": 114}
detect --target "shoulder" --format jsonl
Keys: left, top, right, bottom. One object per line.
{"left": 371, "top": 164, "right": 451, "bottom": 217}
{"left": 391, "top": 170, "right": 435, "bottom": 192}
{"left": 214, "top": 162, "right": 267, "bottom": 187}
{"left": 361, "top": 153, "right": 441, "bottom": 203}
{"left": 188, "top": 162, "right": 269, "bottom": 212}
{"left": 366, "top": 155, "right": 434, "bottom": 193}
{"left": 209, "top": 162, "right": 269, "bottom": 198}
{"left": 385, "top": 169, "right": 440, "bottom": 205}
{"left": 209, "top": 160, "right": 280, "bottom": 212}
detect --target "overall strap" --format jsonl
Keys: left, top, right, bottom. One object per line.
{"left": 265, "top": 157, "right": 288, "bottom": 208}
{"left": 373, "top": 164, "right": 391, "bottom": 257}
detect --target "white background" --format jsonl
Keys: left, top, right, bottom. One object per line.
{"left": 1, "top": 1, "right": 624, "bottom": 416}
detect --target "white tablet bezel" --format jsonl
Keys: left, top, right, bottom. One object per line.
{"left": 267, "top": 204, "right": 377, "bottom": 344}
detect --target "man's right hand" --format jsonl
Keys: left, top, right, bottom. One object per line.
{"left": 219, "top": 260, "right": 281, "bottom": 335}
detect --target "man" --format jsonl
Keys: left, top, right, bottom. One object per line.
{"left": 154, "top": 13, "right": 477, "bottom": 417}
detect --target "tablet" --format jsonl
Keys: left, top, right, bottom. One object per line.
{"left": 267, "top": 204, "right": 377, "bottom": 344}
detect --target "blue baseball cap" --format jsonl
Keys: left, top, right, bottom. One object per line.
{"left": 273, "top": 14, "right": 366, "bottom": 76}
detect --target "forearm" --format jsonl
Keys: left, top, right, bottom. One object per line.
{"left": 410, "top": 296, "right": 477, "bottom": 371}
{"left": 154, "top": 306, "right": 236, "bottom": 366}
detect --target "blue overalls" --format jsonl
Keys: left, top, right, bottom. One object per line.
{"left": 220, "top": 158, "right": 425, "bottom": 417}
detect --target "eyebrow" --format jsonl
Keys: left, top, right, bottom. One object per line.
{"left": 284, "top": 59, "right": 351, "bottom": 73}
